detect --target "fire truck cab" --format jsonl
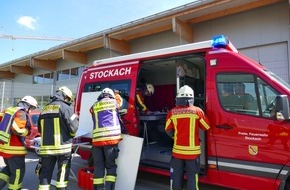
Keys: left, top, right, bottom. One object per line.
{"left": 75, "top": 35, "right": 290, "bottom": 190}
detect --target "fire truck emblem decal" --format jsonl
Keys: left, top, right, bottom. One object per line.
{"left": 248, "top": 145, "right": 258, "bottom": 155}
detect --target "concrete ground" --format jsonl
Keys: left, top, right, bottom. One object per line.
{"left": 0, "top": 150, "right": 229, "bottom": 190}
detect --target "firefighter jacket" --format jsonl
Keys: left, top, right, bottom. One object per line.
{"left": 165, "top": 105, "right": 210, "bottom": 160}
{"left": 0, "top": 107, "right": 29, "bottom": 158}
{"left": 90, "top": 97, "right": 122, "bottom": 146}
{"left": 136, "top": 89, "right": 148, "bottom": 112}
{"left": 38, "top": 98, "right": 79, "bottom": 155}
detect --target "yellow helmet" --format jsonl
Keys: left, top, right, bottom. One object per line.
{"left": 58, "top": 86, "right": 73, "bottom": 101}
{"left": 176, "top": 85, "right": 194, "bottom": 98}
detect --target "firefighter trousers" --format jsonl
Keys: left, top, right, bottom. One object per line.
{"left": 0, "top": 156, "right": 25, "bottom": 190}
{"left": 38, "top": 154, "right": 72, "bottom": 190}
{"left": 170, "top": 157, "right": 199, "bottom": 190}
{"left": 92, "top": 145, "right": 119, "bottom": 190}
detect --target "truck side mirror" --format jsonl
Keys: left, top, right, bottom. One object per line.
{"left": 274, "top": 95, "right": 290, "bottom": 121}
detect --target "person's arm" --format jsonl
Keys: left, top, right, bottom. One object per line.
{"left": 63, "top": 104, "right": 79, "bottom": 137}
{"left": 11, "top": 110, "right": 29, "bottom": 136}
{"left": 197, "top": 108, "right": 210, "bottom": 131}
{"left": 117, "top": 112, "right": 127, "bottom": 134}
{"left": 136, "top": 92, "right": 148, "bottom": 112}
{"left": 165, "top": 111, "right": 174, "bottom": 138}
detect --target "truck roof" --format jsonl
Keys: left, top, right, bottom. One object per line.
{"left": 93, "top": 40, "right": 212, "bottom": 66}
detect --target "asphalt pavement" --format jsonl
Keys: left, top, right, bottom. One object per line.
{"left": 0, "top": 150, "right": 230, "bottom": 190}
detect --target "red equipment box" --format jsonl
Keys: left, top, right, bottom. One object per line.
{"left": 78, "top": 167, "right": 94, "bottom": 190}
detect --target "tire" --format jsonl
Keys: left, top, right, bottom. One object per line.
{"left": 33, "top": 140, "right": 40, "bottom": 155}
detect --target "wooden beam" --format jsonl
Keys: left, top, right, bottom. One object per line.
{"left": 121, "top": 25, "right": 172, "bottom": 41}
{"left": 188, "top": 0, "right": 284, "bottom": 24}
{"left": 110, "top": 0, "right": 283, "bottom": 41}
{"left": 0, "top": 71, "right": 14, "bottom": 79}
{"left": 104, "top": 36, "right": 130, "bottom": 55}
{"left": 30, "top": 58, "right": 56, "bottom": 71}
{"left": 62, "top": 50, "right": 87, "bottom": 64}
{"left": 10, "top": 65, "right": 33, "bottom": 75}
{"left": 172, "top": 17, "right": 193, "bottom": 43}
{"left": 109, "top": 0, "right": 232, "bottom": 38}
{"left": 0, "top": 66, "right": 10, "bottom": 72}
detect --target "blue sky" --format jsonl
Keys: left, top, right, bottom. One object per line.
{"left": 0, "top": 0, "right": 195, "bottom": 64}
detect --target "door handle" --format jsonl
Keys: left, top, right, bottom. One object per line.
{"left": 216, "top": 125, "right": 233, "bottom": 130}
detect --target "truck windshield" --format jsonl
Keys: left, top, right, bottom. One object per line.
{"left": 265, "top": 70, "right": 290, "bottom": 89}
{"left": 83, "top": 80, "right": 131, "bottom": 110}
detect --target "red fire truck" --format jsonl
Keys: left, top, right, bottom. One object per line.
{"left": 75, "top": 35, "right": 290, "bottom": 190}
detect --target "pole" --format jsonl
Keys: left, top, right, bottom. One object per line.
{"left": 1, "top": 82, "right": 5, "bottom": 111}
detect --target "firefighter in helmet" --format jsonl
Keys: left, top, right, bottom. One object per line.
{"left": 165, "top": 85, "right": 210, "bottom": 190}
{"left": 90, "top": 88, "right": 124, "bottom": 190}
{"left": 0, "top": 95, "right": 38, "bottom": 190}
{"left": 114, "top": 89, "right": 123, "bottom": 109}
{"left": 37, "top": 86, "right": 79, "bottom": 190}
{"left": 136, "top": 83, "right": 154, "bottom": 114}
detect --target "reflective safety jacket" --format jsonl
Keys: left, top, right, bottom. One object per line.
{"left": 0, "top": 107, "right": 29, "bottom": 158}
{"left": 90, "top": 97, "right": 122, "bottom": 146}
{"left": 38, "top": 100, "right": 79, "bottom": 155}
{"left": 136, "top": 89, "right": 148, "bottom": 112}
{"left": 165, "top": 105, "right": 210, "bottom": 159}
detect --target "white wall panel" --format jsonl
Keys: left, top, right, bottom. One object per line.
{"left": 194, "top": 2, "right": 289, "bottom": 48}
{"left": 240, "top": 42, "right": 289, "bottom": 82}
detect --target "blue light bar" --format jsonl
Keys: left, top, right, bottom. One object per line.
{"left": 211, "top": 35, "right": 229, "bottom": 48}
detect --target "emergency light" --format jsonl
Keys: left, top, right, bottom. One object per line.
{"left": 211, "top": 35, "right": 229, "bottom": 48}
{"left": 211, "top": 35, "right": 238, "bottom": 53}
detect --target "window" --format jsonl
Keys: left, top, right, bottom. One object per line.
{"left": 57, "top": 69, "right": 70, "bottom": 80}
{"left": 33, "top": 73, "right": 53, "bottom": 84}
{"left": 84, "top": 80, "right": 131, "bottom": 110}
{"left": 257, "top": 78, "right": 279, "bottom": 118}
{"left": 217, "top": 73, "right": 258, "bottom": 116}
{"left": 70, "top": 67, "right": 84, "bottom": 79}
{"left": 217, "top": 73, "right": 280, "bottom": 118}
{"left": 57, "top": 66, "right": 84, "bottom": 81}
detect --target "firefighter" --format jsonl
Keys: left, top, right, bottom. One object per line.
{"left": 90, "top": 88, "right": 123, "bottom": 190}
{"left": 165, "top": 85, "right": 210, "bottom": 190}
{"left": 37, "top": 86, "right": 79, "bottom": 190}
{"left": 114, "top": 89, "right": 123, "bottom": 109}
{"left": 0, "top": 95, "right": 38, "bottom": 190}
{"left": 136, "top": 83, "right": 154, "bottom": 114}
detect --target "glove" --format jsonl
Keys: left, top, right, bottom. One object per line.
{"left": 35, "top": 158, "right": 43, "bottom": 176}
{"left": 35, "top": 163, "right": 42, "bottom": 176}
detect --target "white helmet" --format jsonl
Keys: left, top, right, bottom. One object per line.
{"left": 102, "top": 88, "right": 115, "bottom": 98}
{"left": 21, "top": 96, "right": 38, "bottom": 108}
{"left": 146, "top": 83, "right": 154, "bottom": 95}
{"left": 58, "top": 86, "right": 73, "bottom": 101}
{"left": 176, "top": 85, "right": 194, "bottom": 98}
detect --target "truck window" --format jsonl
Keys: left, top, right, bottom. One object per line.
{"left": 257, "top": 77, "right": 279, "bottom": 118}
{"left": 217, "top": 73, "right": 281, "bottom": 118}
{"left": 83, "top": 80, "right": 131, "bottom": 110}
{"left": 217, "top": 74, "right": 258, "bottom": 115}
